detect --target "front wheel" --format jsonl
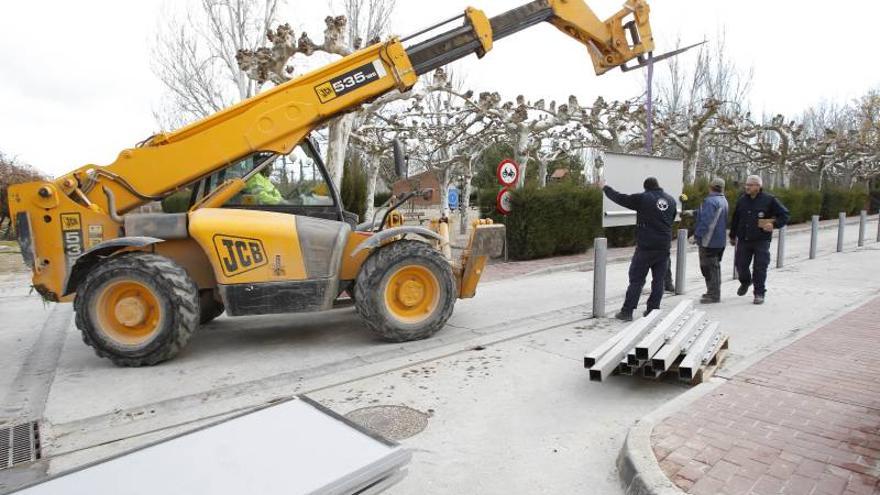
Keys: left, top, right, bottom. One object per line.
{"left": 354, "top": 240, "right": 457, "bottom": 342}
{"left": 73, "top": 253, "right": 199, "bottom": 367}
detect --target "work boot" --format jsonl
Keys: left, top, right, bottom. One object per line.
{"left": 737, "top": 283, "right": 750, "bottom": 296}
{"left": 665, "top": 283, "right": 675, "bottom": 294}
{"left": 753, "top": 295, "right": 765, "bottom": 305}
{"left": 644, "top": 308, "right": 658, "bottom": 317}
{"left": 614, "top": 310, "right": 634, "bottom": 322}
{"left": 700, "top": 295, "right": 720, "bottom": 304}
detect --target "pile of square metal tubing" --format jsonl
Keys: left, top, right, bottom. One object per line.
{"left": 584, "top": 300, "right": 729, "bottom": 385}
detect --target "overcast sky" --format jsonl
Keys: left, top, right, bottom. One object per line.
{"left": 1, "top": 0, "right": 879, "bottom": 177}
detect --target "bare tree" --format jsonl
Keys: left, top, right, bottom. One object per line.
{"left": 237, "top": 0, "right": 397, "bottom": 187}
{"left": 152, "top": 0, "right": 282, "bottom": 129}
{"left": 648, "top": 34, "right": 753, "bottom": 184}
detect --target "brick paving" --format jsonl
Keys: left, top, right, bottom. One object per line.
{"left": 651, "top": 297, "right": 880, "bottom": 494}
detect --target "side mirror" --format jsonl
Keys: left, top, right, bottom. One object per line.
{"left": 393, "top": 139, "right": 407, "bottom": 178}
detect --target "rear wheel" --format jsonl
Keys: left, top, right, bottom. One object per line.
{"left": 354, "top": 240, "right": 456, "bottom": 342}
{"left": 74, "top": 253, "right": 199, "bottom": 367}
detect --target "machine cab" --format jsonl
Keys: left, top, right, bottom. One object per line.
{"left": 182, "top": 139, "right": 356, "bottom": 227}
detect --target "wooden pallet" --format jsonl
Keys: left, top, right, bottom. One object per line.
{"left": 682, "top": 336, "right": 729, "bottom": 385}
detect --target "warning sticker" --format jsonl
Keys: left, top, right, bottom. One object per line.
{"left": 87, "top": 224, "right": 104, "bottom": 248}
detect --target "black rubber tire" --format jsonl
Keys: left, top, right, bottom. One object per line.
{"left": 73, "top": 253, "right": 199, "bottom": 367}
{"left": 199, "top": 290, "right": 225, "bottom": 324}
{"left": 354, "top": 240, "right": 456, "bottom": 342}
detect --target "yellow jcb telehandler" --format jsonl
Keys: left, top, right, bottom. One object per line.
{"left": 8, "top": 0, "right": 660, "bottom": 366}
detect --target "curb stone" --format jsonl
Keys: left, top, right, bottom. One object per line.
{"left": 617, "top": 378, "right": 726, "bottom": 495}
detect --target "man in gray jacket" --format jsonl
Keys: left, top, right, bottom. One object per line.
{"left": 694, "top": 178, "right": 729, "bottom": 303}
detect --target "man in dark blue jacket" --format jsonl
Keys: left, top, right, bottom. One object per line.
{"left": 694, "top": 178, "right": 729, "bottom": 304}
{"left": 603, "top": 177, "right": 678, "bottom": 321}
{"left": 729, "top": 175, "right": 790, "bottom": 305}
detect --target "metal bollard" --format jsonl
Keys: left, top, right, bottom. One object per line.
{"left": 809, "top": 215, "right": 819, "bottom": 259}
{"left": 592, "top": 237, "right": 607, "bottom": 318}
{"left": 837, "top": 212, "right": 846, "bottom": 252}
{"left": 675, "top": 229, "right": 687, "bottom": 295}
{"left": 776, "top": 226, "right": 786, "bottom": 268}
{"left": 858, "top": 210, "right": 867, "bottom": 247}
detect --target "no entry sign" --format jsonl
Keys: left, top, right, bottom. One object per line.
{"left": 496, "top": 159, "right": 519, "bottom": 187}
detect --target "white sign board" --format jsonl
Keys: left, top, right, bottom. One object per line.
{"left": 601, "top": 152, "right": 683, "bottom": 228}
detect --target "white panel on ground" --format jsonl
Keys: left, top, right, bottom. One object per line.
{"left": 16, "top": 397, "right": 410, "bottom": 495}
{"left": 602, "top": 152, "right": 684, "bottom": 228}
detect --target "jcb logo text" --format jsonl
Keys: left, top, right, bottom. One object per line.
{"left": 213, "top": 235, "right": 268, "bottom": 277}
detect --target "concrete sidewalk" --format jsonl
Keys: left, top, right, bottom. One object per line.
{"left": 621, "top": 296, "right": 880, "bottom": 495}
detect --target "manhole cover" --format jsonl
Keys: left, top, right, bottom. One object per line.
{"left": 344, "top": 405, "right": 429, "bottom": 441}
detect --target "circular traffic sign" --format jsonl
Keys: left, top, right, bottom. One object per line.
{"left": 496, "top": 159, "right": 519, "bottom": 187}
{"left": 496, "top": 188, "right": 513, "bottom": 215}
{"left": 447, "top": 186, "right": 459, "bottom": 209}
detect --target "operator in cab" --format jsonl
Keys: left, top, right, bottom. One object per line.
{"left": 242, "top": 166, "right": 284, "bottom": 205}
{"left": 602, "top": 177, "right": 678, "bottom": 322}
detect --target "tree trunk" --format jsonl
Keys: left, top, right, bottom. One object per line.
{"left": 775, "top": 164, "right": 788, "bottom": 188}
{"left": 364, "top": 158, "right": 381, "bottom": 222}
{"left": 439, "top": 167, "right": 451, "bottom": 213}
{"left": 460, "top": 172, "right": 472, "bottom": 235}
{"left": 538, "top": 160, "right": 548, "bottom": 188}
{"left": 684, "top": 153, "right": 698, "bottom": 186}
{"left": 327, "top": 114, "right": 357, "bottom": 187}
{"left": 514, "top": 127, "right": 530, "bottom": 189}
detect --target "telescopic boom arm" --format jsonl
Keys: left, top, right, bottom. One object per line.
{"left": 22, "top": 0, "right": 656, "bottom": 220}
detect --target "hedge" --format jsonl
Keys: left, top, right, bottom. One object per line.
{"left": 483, "top": 181, "right": 873, "bottom": 261}
{"left": 502, "top": 183, "right": 604, "bottom": 259}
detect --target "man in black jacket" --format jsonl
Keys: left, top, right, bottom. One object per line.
{"left": 603, "top": 177, "right": 678, "bottom": 321}
{"left": 729, "top": 175, "right": 790, "bottom": 305}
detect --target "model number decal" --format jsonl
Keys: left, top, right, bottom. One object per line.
{"left": 213, "top": 235, "right": 268, "bottom": 277}
{"left": 60, "top": 213, "right": 84, "bottom": 263}
{"left": 314, "top": 61, "right": 385, "bottom": 103}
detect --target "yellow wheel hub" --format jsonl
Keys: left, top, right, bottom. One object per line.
{"left": 398, "top": 280, "right": 425, "bottom": 307}
{"left": 384, "top": 265, "right": 440, "bottom": 324}
{"left": 94, "top": 280, "right": 162, "bottom": 346}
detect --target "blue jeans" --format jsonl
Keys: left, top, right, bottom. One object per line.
{"left": 623, "top": 248, "right": 670, "bottom": 313}
{"left": 735, "top": 240, "right": 771, "bottom": 296}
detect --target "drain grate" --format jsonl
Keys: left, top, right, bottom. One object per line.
{"left": 1, "top": 421, "right": 41, "bottom": 470}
